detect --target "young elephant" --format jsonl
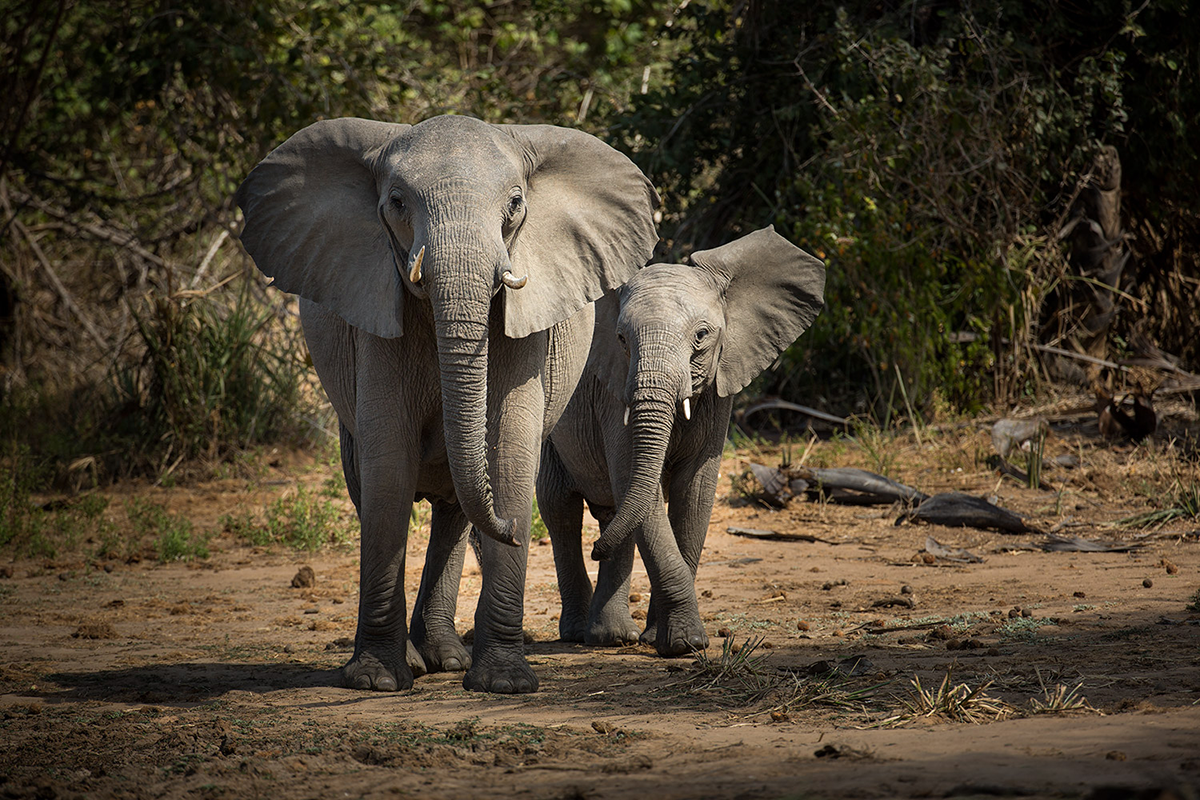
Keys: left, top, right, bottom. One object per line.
{"left": 538, "top": 226, "right": 825, "bottom": 655}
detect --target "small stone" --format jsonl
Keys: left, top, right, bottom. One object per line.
{"left": 628, "top": 592, "right": 643, "bottom": 603}
{"left": 283, "top": 644, "right": 296, "bottom": 654}
{"left": 718, "top": 627, "right": 732, "bottom": 638}
{"left": 1008, "top": 608, "right": 1021, "bottom": 619}
{"left": 1162, "top": 560, "right": 1178, "bottom": 575}
{"left": 1021, "top": 608, "right": 1033, "bottom": 618}
{"left": 796, "top": 620, "right": 810, "bottom": 632}
{"left": 921, "top": 553, "right": 936, "bottom": 564}
{"left": 1073, "top": 591, "right": 1086, "bottom": 599}
{"left": 900, "top": 584, "right": 914, "bottom": 595}
{"left": 770, "top": 710, "right": 789, "bottom": 722}
{"left": 1142, "top": 578, "right": 1154, "bottom": 589}
{"left": 291, "top": 566, "right": 316, "bottom": 588}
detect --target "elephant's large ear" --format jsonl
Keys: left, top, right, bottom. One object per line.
{"left": 690, "top": 226, "right": 826, "bottom": 398}
{"left": 495, "top": 124, "right": 659, "bottom": 339}
{"left": 235, "top": 118, "right": 411, "bottom": 338}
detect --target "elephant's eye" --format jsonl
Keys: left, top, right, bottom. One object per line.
{"left": 390, "top": 193, "right": 405, "bottom": 213}
{"left": 695, "top": 327, "right": 711, "bottom": 346}
{"left": 507, "top": 193, "right": 523, "bottom": 217}
{"left": 616, "top": 332, "right": 629, "bottom": 355}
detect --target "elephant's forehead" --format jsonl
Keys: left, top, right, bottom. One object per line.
{"left": 382, "top": 116, "right": 522, "bottom": 185}
{"left": 623, "top": 265, "right": 722, "bottom": 321}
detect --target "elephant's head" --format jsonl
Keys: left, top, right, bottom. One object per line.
{"left": 235, "top": 115, "right": 659, "bottom": 545}
{"left": 591, "top": 226, "right": 825, "bottom": 560}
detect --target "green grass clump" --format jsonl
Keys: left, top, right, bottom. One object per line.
{"left": 127, "top": 498, "right": 209, "bottom": 562}
{"left": 263, "top": 486, "right": 352, "bottom": 551}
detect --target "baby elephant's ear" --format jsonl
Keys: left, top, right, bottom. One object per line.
{"left": 236, "top": 118, "right": 410, "bottom": 338}
{"left": 689, "top": 226, "right": 826, "bottom": 398}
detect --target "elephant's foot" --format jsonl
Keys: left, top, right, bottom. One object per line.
{"left": 406, "top": 639, "right": 429, "bottom": 677}
{"left": 584, "top": 614, "right": 641, "bottom": 647}
{"left": 343, "top": 645, "right": 414, "bottom": 692}
{"left": 410, "top": 628, "right": 471, "bottom": 673}
{"left": 462, "top": 650, "right": 538, "bottom": 694}
{"left": 558, "top": 610, "right": 589, "bottom": 643}
{"left": 640, "top": 610, "right": 708, "bottom": 657}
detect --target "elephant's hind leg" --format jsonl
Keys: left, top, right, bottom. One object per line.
{"left": 537, "top": 440, "right": 592, "bottom": 642}
{"left": 410, "top": 501, "right": 472, "bottom": 672}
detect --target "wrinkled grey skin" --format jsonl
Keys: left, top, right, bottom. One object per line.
{"left": 236, "top": 115, "right": 657, "bottom": 693}
{"left": 538, "top": 227, "right": 825, "bottom": 655}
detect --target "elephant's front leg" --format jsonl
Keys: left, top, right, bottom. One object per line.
{"left": 345, "top": 441, "right": 420, "bottom": 691}
{"left": 587, "top": 528, "right": 641, "bottom": 646}
{"left": 409, "top": 501, "right": 472, "bottom": 672}
{"left": 636, "top": 501, "right": 707, "bottom": 656}
{"left": 462, "top": 338, "right": 546, "bottom": 694}
{"left": 642, "top": 449, "right": 722, "bottom": 654}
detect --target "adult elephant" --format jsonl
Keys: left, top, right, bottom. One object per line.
{"left": 236, "top": 115, "right": 658, "bottom": 693}
{"left": 538, "top": 227, "right": 824, "bottom": 655}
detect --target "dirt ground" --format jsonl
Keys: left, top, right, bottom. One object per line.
{"left": 2, "top": 404, "right": 1199, "bottom": 799}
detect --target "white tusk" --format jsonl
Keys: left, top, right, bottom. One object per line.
{"left": 501, "top": 270, "right": 528, "bottom": 289}
{"left": 408, "top": 246, "right": 425, "bottom": 284}
{"left": 623, "top": 406, "right": 630, "bottom": 426}
{"left": 682, "top": 397, "right": 691, "bottom": 420}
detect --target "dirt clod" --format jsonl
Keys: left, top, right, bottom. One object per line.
{"left": 73, "top": 621, "right": 117, "bottom": 639}
{"left": 629, "top": 592, "right": 643, "bottom": 603}
{"left": 1143, "top": 578, "right": 1154, "bottom": 588}
{"left": 1161, "top": 559, "right": 1178, "bottom": 575}
{"left": 718, "top": 627, "right": 732, "bottom": 638}
{"left": 900, "top": 584, "right": 914, "bottom": 594}
{"left": 797, "top": 620, "right": 810, "bottom": 631}
{"left": 291, "top": 566, "right": 316, "bottom": 588}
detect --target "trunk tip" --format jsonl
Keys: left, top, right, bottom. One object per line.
{"left": 590, "top": 527, "right": 624, "bottom": 561}
{"left": 481, "top": 517, "right": 521, "bottom": 548}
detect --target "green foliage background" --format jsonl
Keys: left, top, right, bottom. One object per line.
{"left": 1, "top": 0, "right": 1197, "bottom": 482}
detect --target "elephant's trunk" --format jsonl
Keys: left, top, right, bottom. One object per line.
{"left": 428, "top": 237, "right": 518, "bottom": 548}
{"left": 591, "top": 361, "right": 682, "bottom": 560}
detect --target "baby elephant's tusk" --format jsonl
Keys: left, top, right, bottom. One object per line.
{"left": 501, "top": 270, "right": 528, "bottom": 289}
{"left": 682, "top": 397, "right": 691, "bottom": 421}
{"left": 623, "top": 406, "right": 630, "bottom": 427}
{"left": 408, "top": 246, "right": 425, "bottom": 284}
